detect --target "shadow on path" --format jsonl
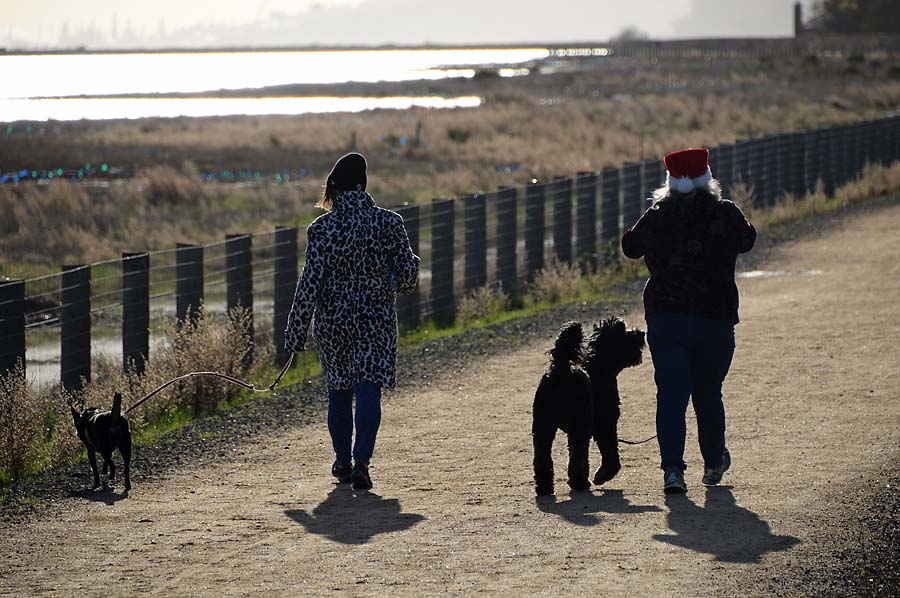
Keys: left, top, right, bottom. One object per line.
{"left": 536, "top": 489, "right": 661, "bottom": 526}
{"left": 653, "top": 486, "right": 800, "bottom": 563}
{"left": 285, "top": 485, "right": 425, "bottom": 545}
{"left": 69, "top": 485, "right": 130, "bottom": 505}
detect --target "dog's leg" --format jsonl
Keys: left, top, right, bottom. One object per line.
{"left": 121, "top": 434, "right": 132, "bottom": 491}
{"left": 567, "top": 432, "right": 591, "bottom": 491}
{"left": 104, "top": 452, "right": 116, "bottom": 482}
{"left": 87, "top": 448, "right": 101, "bottom": 489}
{"left": 593, "top": 413, "right": 622, "bottom": 485}
{"left": 532, "top": 420, "right": 557, "bottom": 496}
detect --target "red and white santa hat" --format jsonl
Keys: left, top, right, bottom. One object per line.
{"left": 664, "top": 147, "right": 712, "bottom": 194}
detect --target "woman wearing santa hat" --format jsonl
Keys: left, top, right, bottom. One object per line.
{"left": 621, "top": 148, "right": 756, "bottom": 494}
{"left": 285, "top": 152, "right": 420, "bottom": 491}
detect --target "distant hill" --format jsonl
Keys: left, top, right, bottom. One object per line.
{"left": 157, "top": 0, "right": 795, "bottom": 48}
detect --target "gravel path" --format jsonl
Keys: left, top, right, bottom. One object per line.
{"left": 1, "top": 196, "right": 898, "bottom": 597}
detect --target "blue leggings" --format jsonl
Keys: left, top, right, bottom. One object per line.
{"left": 647, "top": 313, "right": 735, "bottom": 472}
{"left": 327, "top": 382, "right": 382, "bottom": 465}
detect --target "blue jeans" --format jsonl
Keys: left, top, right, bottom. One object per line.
{"left": 327, "top": 382, "right": 382, "bottom": 465}
{"left": 647, "top": 313, "right": 735, "bottom": 472}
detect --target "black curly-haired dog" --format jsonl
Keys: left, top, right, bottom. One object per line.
{"left": 532, "top": 317, "right": 645, "bottom": 496}
{"left": 532, "top": 321, "right": 593, "bottom": 496}
{"left": 71, "top": 391, "right": 132, "bottom": 491}
{"left": 583, "top": 316, "right": 646, "bottom": 486}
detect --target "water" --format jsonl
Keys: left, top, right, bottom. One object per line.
{"left": 1, "top": 95, "right": 483, "bottom": 121}
{"left": 0, "top": 48, "right": 548, "bottom": 121}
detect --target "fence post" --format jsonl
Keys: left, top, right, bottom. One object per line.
{"left": 524, "top": 181, "right": 545, "bottom": 281}
{"left": 551, "top": 177, "right": 573, "bottom": 265}
{"left": 803, "top": 130, "right": 819, "bottom": 194}
{"left": 431, "top": 199, "right": 456, "bottom": 326}
{"left": 822, "top": 127, "right": 836, "bottom": 196}
{"left": 176, "top": 243, "right": 204, "bottom": 327}
{"left": 642, "top": 158, "right": 662, "bottom": 203}
{"left": 733, "top": 139, "right": 751, "bottom": 197}
{"left": 789, "top": 133, "right": 805, "bottom": 198}
{"left": 225, "top": 234, "right": 253, "bottom": 364}
{"left": 463, "top": 194, "right": 487, "bottom": 292}
{"left": 853, "top": 122, "right": 865, "bottom": 174}
{"left": 769, "top": 135, "right": 785, "bottom": 203}
{"left": 893, "top": 116, "right": 900, "bottom": 164}
{"left": 708, "top": 145, "right": 719, "bottom": 185}
{"left": 395, "top": 205, "right": 421, "bottom": 331}
{"left": 622, "top": 162, "right": 642, "bottom": 232}
{"left": 600, "top": 166, "right": 621, "bottom": 262}
{"left": 749, "top": 138, "right": 766, "bottom": 208}
{"left": 273, "top": 226, "right": 297, "bottom": 365}
{"left": 575, "top": 172, "right": 598, "bottom": 273}
{"left": 496, "top": 187, "right": 518, "bottom": 293}
{"left": 61, "top": 265, "right": 90, "bottom": 392}
{"left": 122, "top": 252, "right": 149, "bottom": 375}
{"left": 716, "top": 144, "right": 734, "bottom": 199}
{"left": 0, "top": 280, "right": 25, "bottom": 378}
{"left": 869, "top": 119, "right": 883, "bottom": 167}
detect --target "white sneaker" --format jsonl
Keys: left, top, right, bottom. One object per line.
{"left": 663, "top": 469, "right": 687, "bottom": 494}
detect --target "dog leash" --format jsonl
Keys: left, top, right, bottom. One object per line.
{"left": 619, "top": 434, "right": 658, "bottom": 445}
{"left": 125, "top": 353, "right": 295, "bottom": 415}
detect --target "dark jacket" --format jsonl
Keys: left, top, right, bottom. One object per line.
{"left": 284, "top": 190, "right": 420, "bottom": 389}
{"left": 621, "top": 191, "right": 756, "bottom": 324}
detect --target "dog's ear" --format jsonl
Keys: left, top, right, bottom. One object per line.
{"left": 71, "top": 406, "right": 81, "bottom": 427}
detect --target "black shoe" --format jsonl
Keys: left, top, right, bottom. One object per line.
{"left": 351, "top": 463, "right": 373, "bottom": 490}
{"left": 331, "top": 461, "right": 352, "bottom": 483}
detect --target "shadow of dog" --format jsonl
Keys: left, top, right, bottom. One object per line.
{"left": 536, "top": 488, "right": 661, "bottom": 527}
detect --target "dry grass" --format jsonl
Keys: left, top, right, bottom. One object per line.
{"left": 528, "top": 258, "right": 583, "bottom": 305}
{"left": 0, "top": 362, "right": 45, "bottom": 482}
{"left": 456, "top": 285, "right": 510, "bottom": 326}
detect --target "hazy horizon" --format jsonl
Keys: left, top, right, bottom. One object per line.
{"left": 6, "top": 0, "right": 809, "bottom": 50}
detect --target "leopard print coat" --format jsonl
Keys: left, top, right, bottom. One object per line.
{"left": 284, "top": 190, "right": 420, "bottom": 389}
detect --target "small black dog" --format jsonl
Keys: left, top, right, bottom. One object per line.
{"left": 532, "top": 321, "right": 593, "bottom": 496}
{"left": 583, "top": 316, "right": 646, "bottom": 486}
{"left": 71, "top": 391, "right": 132, "bottom": 491}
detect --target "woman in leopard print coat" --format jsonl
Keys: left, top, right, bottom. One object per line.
{"left": 284, "top": 153, "right": 420, "bottom": 489}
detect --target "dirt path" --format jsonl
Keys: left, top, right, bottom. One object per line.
{"left": 2, "top": 201, "right": 900, "bottom": 597}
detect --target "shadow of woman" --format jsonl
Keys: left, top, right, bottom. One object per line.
{"left": 653, "top": 486, "right": 800, "bottom": 563}
{"left": 536, "top": 489, "right": 661, "bottom": 527}
{"left": 285, "top": 486, "right": 425, "bottom": 545}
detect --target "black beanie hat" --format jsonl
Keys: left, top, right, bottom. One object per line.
{"left": 326, "top": 152, "right": 367, "bottom": 192}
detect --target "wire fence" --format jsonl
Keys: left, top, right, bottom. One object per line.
{"left": 2, "top": 113, "right": 899, "bottom": 389}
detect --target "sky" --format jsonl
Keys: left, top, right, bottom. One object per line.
{"left": 3, "top": 0, "right": 808, "bottom": 49}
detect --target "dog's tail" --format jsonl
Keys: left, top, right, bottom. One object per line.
{"left": 111, "top": 391, "right": 123, "bottom": 422}
{"left": 548, "top": 321, "right": 584, "bottom": 371}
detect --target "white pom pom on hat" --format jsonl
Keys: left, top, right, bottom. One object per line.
{"left": 664, "top": 147, "right": 712, "bottom": 193}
